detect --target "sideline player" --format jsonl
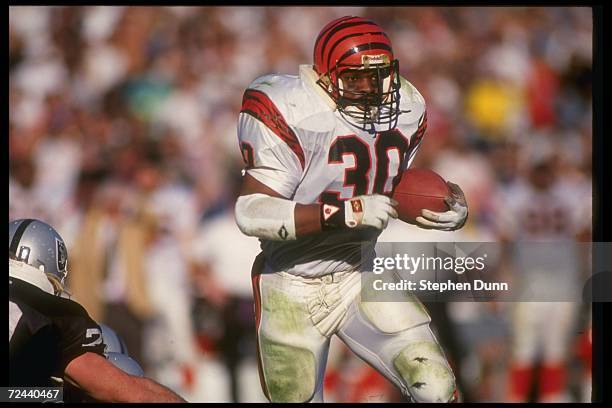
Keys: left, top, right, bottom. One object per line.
{"left": 9, "top": 218, "right": 186, "bottom": 402}
{"left": 235, "top": 16, "right": 468, "bottom": 402}
{"left": 495, "top": 149, "right": 591, "bottom": 402}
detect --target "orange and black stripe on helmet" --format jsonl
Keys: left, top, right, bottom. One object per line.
{"left": 312, "top": 16, "right": 401, "bottom": 129}
{"left": 314, "top": 16, "right": 394, "bottom": 91}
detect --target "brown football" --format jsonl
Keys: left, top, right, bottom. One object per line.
{"left": 392, "top": 168, "right": 451, "bottom": 224}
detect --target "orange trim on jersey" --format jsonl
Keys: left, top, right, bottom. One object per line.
{"left": 251, "top": 263, "right": 270, "bottom": 401}
{"left": 252, "top": 272, "right": 263, "bottom": 332}
{"left": 411, "top": 110, "right": 427, "bottom": 150}
{"left": 241, "top": 89, "right": 306, "bottom": 169}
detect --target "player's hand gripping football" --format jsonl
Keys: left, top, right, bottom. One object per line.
{"left": 345, "top": 194, "right": 399, "bottom": 230}
{"left": 415, "top": 182, "right": 468, "bottom": 231}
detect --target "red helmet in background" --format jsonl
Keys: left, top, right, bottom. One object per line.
{"left": 313, "top": 16, "right": 401, "bottom": 129}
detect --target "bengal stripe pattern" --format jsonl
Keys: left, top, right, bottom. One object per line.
{"left": 316, "top": 19, "right": 379, "bottom": 63}
{"left": 241, "top": 89, "right": 305, "bottom": 169}
{"left": 407, "top": 110, "right": 427, "bottom": 159}
{"left": 314, "top": 16, "right": 393, "bottom": 76}
{"left": 325, "top": 31, "right": 387, "bottom": 70}
{"left": 415, "top": 110, "right": 428, "bottom": 143}
{"left": 313, "top": 15, "right": 354, "bottom": 53}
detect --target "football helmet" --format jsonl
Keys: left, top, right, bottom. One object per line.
{"left": 100, "top": 323, "right": 129, "bottom": 355}
{"left": 100, "top": 323, "right": 145, "bottom": 376}
{"left": 9, "top": 219, "right": 68, "bottom": 295}
{"left": 106, "top": 353, "right": 145, "bottom": 377}
{"left": 313, "top": 16, "right": 401, "bottom": 130}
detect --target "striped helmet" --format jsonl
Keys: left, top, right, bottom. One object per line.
{"left": 313, "top": 16, "right": 401, "bottom": 129}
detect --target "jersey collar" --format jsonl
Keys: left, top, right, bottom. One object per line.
{"left": 299, "top": 64, "right": 337, "bottom": 111}
{"left": 9, "top": 259, "right": 55, "bottom": 295}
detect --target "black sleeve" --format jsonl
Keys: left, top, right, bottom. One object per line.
{"left": 10, "top": 279, "right": 107, "bottom": 384}
{"left": 53, "top": 313, "right": 106, "bottom": 372}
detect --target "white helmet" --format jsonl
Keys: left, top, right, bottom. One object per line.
{"left": 9, "top": 219, "right": 68, "bottom": 295}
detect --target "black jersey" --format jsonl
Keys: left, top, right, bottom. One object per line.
{"left": 9, "top": 277, "right": 106, "bottom": 386}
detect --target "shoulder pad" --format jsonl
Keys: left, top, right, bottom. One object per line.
{"left": 244, "top": 73, "right": 336, "bottom": 133}
{"left": 397, "top": 76, "right": 427, "bottom": 126}
{"left": 399, "top": 76, "right": 426, "bottom": 106}
{"left": 246, "top": 74, "right": 302, "bottom": 123}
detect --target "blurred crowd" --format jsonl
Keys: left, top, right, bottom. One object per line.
{"left": 9, "top": 6, "right": 593, "bottom": 402}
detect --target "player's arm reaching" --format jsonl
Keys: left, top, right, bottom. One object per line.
{"left": 64, "top": 352, "right": 186, "bottom": 402}
{"left": 236, "top": 173, "right": 398, "bottom": 240}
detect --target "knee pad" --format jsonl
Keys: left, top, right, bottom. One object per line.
{"left": 393, "top": 341, "right": 456, "bottom": 403}
{"left": 259, "top": 336, "right": 316, "bottom": 402}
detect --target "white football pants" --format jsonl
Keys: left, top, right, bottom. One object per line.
{"left": 250, "top": 254, "right": 457, "bottom": 403}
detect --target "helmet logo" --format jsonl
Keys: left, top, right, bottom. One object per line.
{"left": 56, "top": 238, "right": 67, "bottom": 273}
{"left": 362, "top": 54, "right": 389, "bottom": 67}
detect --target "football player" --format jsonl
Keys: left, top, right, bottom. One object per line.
{"left": 494, "top": 147, "right": 592, "bottom": 402}
{"left": 234, "top": 16, "right": 468, "bottom": 402}
{"left": 61, "top": 323, "right": 147, "bottom": 402}
{"left": 9, "top": 218, "right": 185, "bottom": 402}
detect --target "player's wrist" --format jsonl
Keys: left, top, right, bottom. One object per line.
{"left": 320, "top": 202, "right": 348, "bottom": 230}
{"left": 320, "top": 198, "right": 367, "bottom": 230}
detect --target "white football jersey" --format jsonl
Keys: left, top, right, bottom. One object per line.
{"left": 494, "top": 178, "right": 591, "bottom": 296}
{"left": 237, "top": 65, "right": 427, "bottom": 278}
{"left": 495, "top": 179, "right": 590, "bottom": 241}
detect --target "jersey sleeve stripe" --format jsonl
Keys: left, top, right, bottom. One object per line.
{"left": 405, "top": 110, "right": 427, "bottom": 166}
{"left": 241, "top": 89, "right": 306, "bottom": 169}
{"left": 415, "top": 110, "right": 428, "bottom": 144}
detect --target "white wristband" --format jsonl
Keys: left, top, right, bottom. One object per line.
{"left": 235, "top": 193, "right": 297, "bottom": 241}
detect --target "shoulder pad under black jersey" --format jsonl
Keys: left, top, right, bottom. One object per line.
{"left": 10, "top": 278, "right": 93, "bottom": 319}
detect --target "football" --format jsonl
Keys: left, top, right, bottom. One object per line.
{"left": 392, "top": 168, "right": 451, "bottom": 224}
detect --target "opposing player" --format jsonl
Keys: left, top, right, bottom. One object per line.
{"left": 9, "top": 218, "right": 186, "bottom": 402}
{"left": 61, "top": 323, "right": 147, "bottom": 402}
{"left": 234, "top": 16, "right": 468, "bottom": 402}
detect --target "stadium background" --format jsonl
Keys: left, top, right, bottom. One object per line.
{"left": 9, "top": 6, "right": 593, "bottom": 402}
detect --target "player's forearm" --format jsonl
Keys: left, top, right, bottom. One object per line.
{"left": 295, "top": 203, "right": 323, "bottom": 237}
{"left": 66, "top": 352, "right": 186, "bottom": 403}
{"left": 88, "top": 375, "right": 186, "bottom": 403}
{"left": 123, "top": 376, "right": 186, "bottom": 403}
{"left": 236, "top": 193, "right": 397, "bottom": 240}
{"left": 235, "top": 194, "right": 324, "bottom": 240}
